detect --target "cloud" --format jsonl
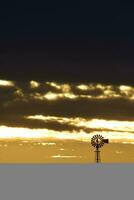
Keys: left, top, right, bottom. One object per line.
{"left": 1, "top": 80, "right": 134, "bottom": 142}
{"left": 2, "top": 94, "right": 134, "bottom": 121}
{"left": 0, "top": 80, "right": 15, "bottom": 87}
{"left": 1, "top": 81, "right": 134, "bottom": 129}
{"left": 30, "top": 80, "right": 40, "bottom": 89}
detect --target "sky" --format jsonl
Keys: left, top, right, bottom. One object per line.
{"left": 1, "top": 80, "right": 134, "bottom": 144}
{"left": 0, "top": 1, "right": 134, "bottom": 162}
{"left": 0, "top": 1, "right": 134, "bottom": 83}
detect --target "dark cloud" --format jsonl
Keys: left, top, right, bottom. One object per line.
{"left": 0, "top": 114, "right": 80, "bottom": 131}
{"left": 1, "top": 113, "right": 129, "bottom": 133}
{"left": 1, "top": 96, "right": 134, "bottom": 121}
{"left": 0, "top": 87, "right": 16, "bottom": 105}
{"left": 72, "top": 87, "right": 103, "bottom": 96}
{"left": 1, "top": 81, "right": 134, "bottom": 132}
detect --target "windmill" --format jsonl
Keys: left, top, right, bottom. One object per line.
{"left": 91, "top": 134, "right": 109, "bottom": 163}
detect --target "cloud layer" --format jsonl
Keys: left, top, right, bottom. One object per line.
{"left": 1, "top": 79, "right": 134, "bottom": 142}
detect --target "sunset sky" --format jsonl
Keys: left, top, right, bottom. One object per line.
{"left": 0, "top": 1, "right": 134, "bottom": 162}
{"left": 1, "top": 80, "right": 134, "bottom": 144}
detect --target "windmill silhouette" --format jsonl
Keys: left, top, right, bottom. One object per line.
{"left": 91, "top": 135, "right": 109, "bottom": 163}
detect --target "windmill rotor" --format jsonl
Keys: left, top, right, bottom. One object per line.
{"left": 91, "top": 134, "right": 105, "bottom": 148}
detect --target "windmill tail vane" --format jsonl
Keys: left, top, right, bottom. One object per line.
{"left": 103, "top": 139, "right": 109, "bottom": 144}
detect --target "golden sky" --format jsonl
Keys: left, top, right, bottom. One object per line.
{"left": 1, "top": 79, "right": 134, "bottom": 144}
